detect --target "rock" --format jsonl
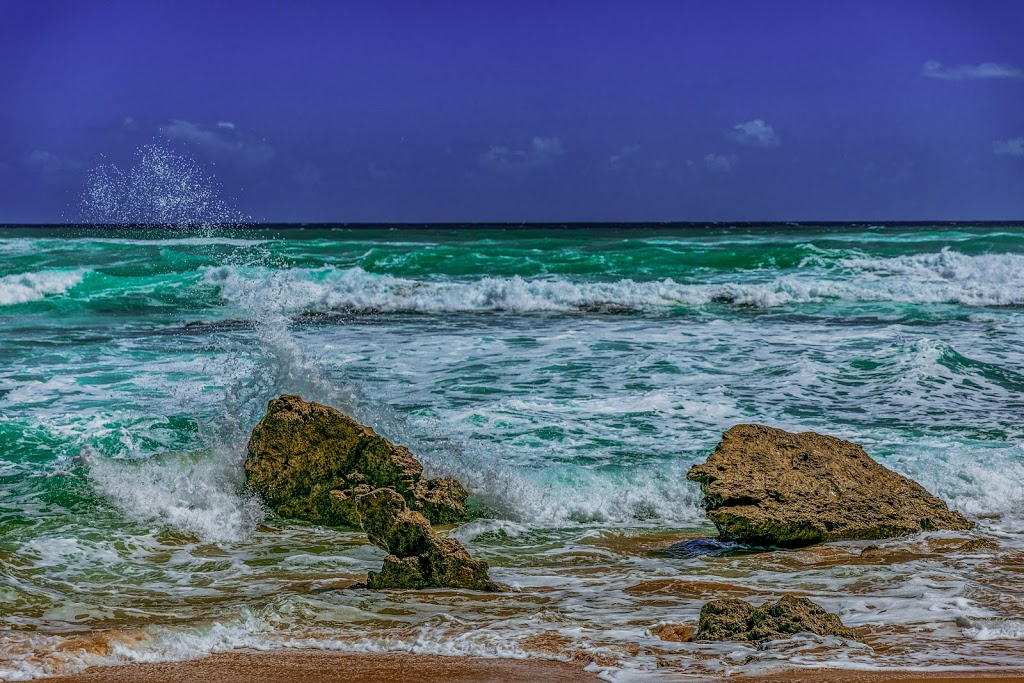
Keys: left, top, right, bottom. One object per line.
{"left": 687, "top": 424, "right": 973, "bottom": 547}
{"left": 697, "top": 598, "right": 756, "bottom": 641}
{"left": 697, "top": 596, "right": 858, "bottom": 642}
{"left": 650, "top": 623, "right": 696, "bottom": 643}
{"left": 245, "top": 395, "right": 469, "bottom": 526}
{"left": 354, "top": 488, "right": 501, "bottom": 591}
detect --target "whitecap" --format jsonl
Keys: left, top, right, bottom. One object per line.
{"left": 0, "top": 269, "right": 86, "bottom": 306}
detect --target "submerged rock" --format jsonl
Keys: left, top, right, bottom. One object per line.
{"left": 697, "top": 595, "right": 858, "bottom": 642}
{"left": 245, "top": 395, "right": 469, "bottom": 527}
{"left": 354, "top": 487, "right": 501, "bottom": 591}
{"left": 687, "top": 424, "right": 972, "bottom": 547}
{"left": 649, "top": 623, "right": 695, "bottom": 643}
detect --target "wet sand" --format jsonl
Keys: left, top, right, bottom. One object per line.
{"left": 743, "top": 673, "right": 1024, "bottom": 683}
{"left": 43, "top": 651, "right": 600, "bottom": 683}
{"left": 40, "top": 651, "right": 1024, "bottom": 682}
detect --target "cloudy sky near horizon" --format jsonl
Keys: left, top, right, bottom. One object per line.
{"left": 1, "top": 0, "right": 1023, "bottom": 223}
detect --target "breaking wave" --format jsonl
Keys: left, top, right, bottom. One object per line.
{"left": 0, "top": 269, "right": 86, "bottom": 306}
{"left": 202, "top": 248, "right": 1024, "bottom": 315}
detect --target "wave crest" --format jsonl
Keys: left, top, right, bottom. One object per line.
{"left": 202, "top": 248, "right": 1024, "bottom": 315}
{"left": 0, "top": 269, "right": 86, "bottom": 306}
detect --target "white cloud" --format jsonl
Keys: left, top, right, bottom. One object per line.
{"left": 608, "top": 143, "right": 640, "bottom": 168}
{"left": 731, "top": 119, "right": 781, "bottom": 148}
{"left": 292, "top": 163, "right": 326, "bottom": 186}
{"left": 704, "top": 153, "right": 736, "bottom": 173}
{"left": 122, "top": 116, "right": 139, "bottom": 131}
{"left": 922, "top": 60, "right": 1023, "bottom": 81}
{"left": 24, "top": 149, "right": 82, "bottom": 174}
{"left": 159, "top": 119, "right": 274, "bottom": 166}
{"left": 993, "top": 137, "right": 1024, "bottom": 156}
{"left": 480, "top": 136, "right": 564, "bottom": 171}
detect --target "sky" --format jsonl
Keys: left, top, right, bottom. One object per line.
{"left": 1, "top": 0, "right": 1023, "bottom": 223}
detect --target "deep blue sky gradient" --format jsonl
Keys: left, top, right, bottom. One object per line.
{"left": 2, "top": 0, "right": 1023, "bottom": 222}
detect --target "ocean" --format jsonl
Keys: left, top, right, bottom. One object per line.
{"left": 1, "top": 222, "right": 1023, "bottom": 679}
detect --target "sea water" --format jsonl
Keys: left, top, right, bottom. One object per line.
{"left": 1, "top": 218, "right": 1023, "bottom": 679}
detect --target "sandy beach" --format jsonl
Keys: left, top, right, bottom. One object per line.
{"left": 39, "top": 651, "right": 1024, "bottom": 683}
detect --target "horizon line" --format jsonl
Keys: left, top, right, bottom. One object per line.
{"left": 4, "top": 219, "right": 1024, "bottom": 229}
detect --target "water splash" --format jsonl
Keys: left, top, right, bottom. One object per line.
{"left": 75, "top": 145, "right": 266, "bottom": 541}
{"left": 80, "top": 145, "right": 247, "bottom": 227}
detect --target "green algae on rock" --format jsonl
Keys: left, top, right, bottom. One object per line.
{"left": 245, "top": 395, "right": 469, "bottom": 527}
{"left": 698, "top": 595, "right": 858, "bottom": 642}
{"left": 355, "top": 487, "right": 501, "bottom": 591}
{"left": 687, "top": 424, "right": 973, "bottom": 547}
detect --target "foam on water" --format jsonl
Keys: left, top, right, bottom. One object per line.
{"left": 965, "top": 620, "right": 1024, "bottom": 641}
{"left": 202, "top": 249, "right": 1024, "bottom": 316}
{"left": 82, "top": 448, "right": 265, "bottom": 543}
{"left": 0, "top": 270, "right": 86, "bottom": 306}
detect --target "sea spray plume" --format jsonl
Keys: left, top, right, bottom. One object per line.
{"left": 80, "top": 145, "right": 246, "bottom": 228}
{"left": 77, "top": 145, "right": 266, "bottom": 541}
{"left": 76, "top": 144, "right": 490, "bottom": 532}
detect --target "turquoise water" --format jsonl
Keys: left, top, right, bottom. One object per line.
{"left": 1, "top": 223, "right": 1023, "bottom": 679}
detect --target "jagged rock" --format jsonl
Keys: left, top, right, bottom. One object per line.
{"left": 687, "top": 424, "right": 973, "bottom": 547}
{"left": 697, "top": 598, "right": 756, "bottom": 641}
{"left": 354, "top": 488, "right": 501, "bottom": 591}
{"left": 245, "top": 395, "right": 468, "bottom": 526}
{"left": 698, "top": 596, "right": 858, "bottom": 642}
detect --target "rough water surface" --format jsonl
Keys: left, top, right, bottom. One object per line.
{"left": 1, "top": 223, "right": 1023, "bottom": 680}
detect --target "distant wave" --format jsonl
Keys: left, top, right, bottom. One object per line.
{"left": 201, "top": 248, "right": 1024, "bottom": 314}
{"left": 0, "top": 269, "right": 86, "bottom": 306}
{"left": 89, "top": 236, "right": 271, "bottom": 247}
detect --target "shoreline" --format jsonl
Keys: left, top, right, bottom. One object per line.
{"left": 38, "top": 651, "right": 1024, "bottom": 683}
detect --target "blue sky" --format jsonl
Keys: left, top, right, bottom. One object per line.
{"left": 1, "top": 0, "right": 1023, "bottom": 222}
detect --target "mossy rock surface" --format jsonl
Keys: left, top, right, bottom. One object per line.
{"left": 687, "top": 424, "right": 972, "bottom": 547}
{"left": 355, "top": 487, "right": 501, "bottom": 591}
{"left": 245, "top": 395, "right": 468, "bottom": 526}
{"left": 698, "top": 595, "right": 858, "bottom": 642}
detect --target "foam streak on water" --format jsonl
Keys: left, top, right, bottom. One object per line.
{"left": 1, "top": 223, "right": 1023, "bottom": 679}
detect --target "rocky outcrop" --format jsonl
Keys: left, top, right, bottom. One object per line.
{"left": 245, "top": 395, "right": 469, "bottom": 527}
{"left": 354, "top": 488, "right": 501, "bottom": 591}
{"left": 697, "top": 596, "right": 858, "bottom": 642}
{"left": 687, "top": 424, "right": 972, "bottom": 547}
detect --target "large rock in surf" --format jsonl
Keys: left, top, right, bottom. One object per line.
{"left": 687, "top": 424, "right": 972, "bottom": 547}
{"left": 245, "top": 395, "right": 469, "bottom": 527}
{"left": 697, "top": 595, "right": 858, "bottom": 642}
{"left": 355, "top": 487, "right": 501, "bottom": 591}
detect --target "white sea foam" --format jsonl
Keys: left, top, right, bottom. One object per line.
{"left": 0, "top": 611, "right": 555, "bottom": 681}
{"left": 964, "top": 620, "right": 1024, "bottom": 640}
{"left": 0, "top": 270, "right": 85, "bottom": 306}
{"left": 202, "top": 248, "right": 1024, "bottom": 315}
{"left": 83, "top": 448, "right": 264, "bottom": 543}
{"left": 462, "top": 460, "right": 708, "bottom": 527}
